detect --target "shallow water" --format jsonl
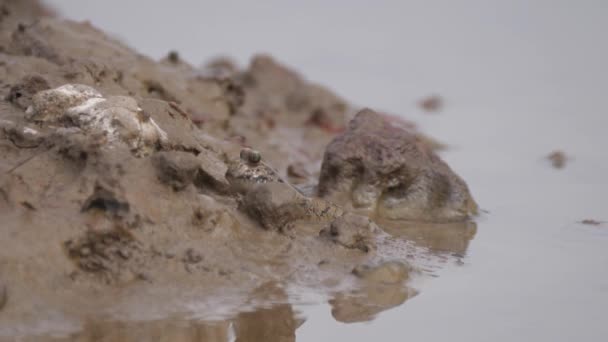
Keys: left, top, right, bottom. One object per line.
{"left": 37, "top": 1, "right": 608, "bottom": 340}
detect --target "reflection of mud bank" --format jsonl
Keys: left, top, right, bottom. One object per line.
{"left": 380, "top": 220, "right": 477, "bottom": 255}
{"left": 48, "top": 306, "right": 298, "bottom": 342}
{"left": 35, "top": 284, "right": 298, "bottom": 342}
{"left": 21, "top": 278, "right": 418, "bottom": 341}
{"left": 0, "top": 0, "right": 478, "bottom": 339}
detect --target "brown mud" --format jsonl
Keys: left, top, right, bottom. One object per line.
{"left": 0, "top": 1, "right": 477, "bottom": 340}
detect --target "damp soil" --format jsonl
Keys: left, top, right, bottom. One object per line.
{"left": 2, "top": 1, "right": 608, "bottom": 342}
{"left": 0, "top": 1, "right": 476, "bottom": 341}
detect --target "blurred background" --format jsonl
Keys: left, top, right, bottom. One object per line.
{"left": 46, "top": 0, "right": 608, "bottom": 171}
{"left": 44, "top": 1, "right": 608, "bottom": 341}
{"left": 47, "top": 0, "right": 607, "bottom": 123}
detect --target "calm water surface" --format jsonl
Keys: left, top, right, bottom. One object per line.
{"left": 40, "top": 1, "right": 608, "bottom": 340}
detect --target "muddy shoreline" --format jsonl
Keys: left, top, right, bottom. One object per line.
{"left": 0, "top": 1, "right": 476, "bottom": 340}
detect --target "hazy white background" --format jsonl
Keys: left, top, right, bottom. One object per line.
{"left": 46, "top": 1, "right": 608, "bottom": 341}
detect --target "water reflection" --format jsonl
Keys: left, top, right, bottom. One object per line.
{"left": 63, "top": 304, "right": 299, "bottom": 342}
{"left": 34, "top": 283, "right": 300, "bottom": 342}
{"left": 327, "top": 260, "right": 411, "bottom": 323}
{"left": 233, "top": 282, "right": 301, "bottom": 342}
{"left": 378, "top": 219, "right": 477, "bottom": 256}
{"left": 234, "top": 304, "right": 299, "bottom": 342}
{"left": 66, "top": 319, "right": 230, "bottom": 342}
{"left": 325, "top": 220, "right": 476, "bottom": 324}
{"left": 13, "top": 221, "right": 476, "bottom": 341}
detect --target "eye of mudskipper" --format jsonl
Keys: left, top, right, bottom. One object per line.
{"left": 240, "top": 148, "right": 262, "bottom": 164}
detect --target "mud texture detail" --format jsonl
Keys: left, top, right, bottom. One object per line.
{"left": 318, "top": 108, "right": 478, "bottom": 221}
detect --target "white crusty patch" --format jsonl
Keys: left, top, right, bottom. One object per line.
{"left": 26, "top": 84, "right": 102, "bottom": 122}
{"left": 66, "top": 97, "right": 117, "bottom": 142}
{"left": 54, "top": 84, "right": 102, "bottom": 99}
{"left": 148, "top": 117, "right": 169, "bottom": 142}
{"left": 22, "top": 127, "right": 39, "bottom": 135}
{"left": 0, "top": 120, "right": 38, "bottom": 136}
{"left": 67, "top": 97, "right": 107, "bottom": 113}
{"left": 28, "top": 84, "right": 168, "bottom": 154}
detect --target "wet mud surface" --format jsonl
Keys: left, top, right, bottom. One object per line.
{"left": 0, "top": 1, "right": 479, "bottom": 340}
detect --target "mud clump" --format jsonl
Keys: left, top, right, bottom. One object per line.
{"left": 5, "top": 74, "right": 50, "bottom": 110}
{"left": 0, "top": 120, "right": 43, "bottom": 148}
{"left": 27, "top": 84, "right": 168, "bottom": 155}
{"left": 547, "top": 150, "right": 567, "bottom": 169}
{"left": 153, "top": 151, "right": 200, "bottom": 191}
{"left": 318, "top": 108, "right": 477, "bottom": 222}
{"left": 194, "top": 149, "right": 231, "bottom": 193}
{"left": 27, "top": 84, "right": 101, "bottom": 122}
{"left": 579, "top": 219, "right": 604, "bottom": 226}
{"left": 418, "top": 94, "right": 443, "bottom": 112}
{"left": 243, "top": 182, "right": 309, "bottom": 231}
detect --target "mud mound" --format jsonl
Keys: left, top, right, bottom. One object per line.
{"left": 0, "top": 0, "right": 477, "bottom": 338}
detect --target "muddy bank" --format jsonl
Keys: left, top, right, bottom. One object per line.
{"left": 0, "top": 0, "right": 477, "bottom": 339}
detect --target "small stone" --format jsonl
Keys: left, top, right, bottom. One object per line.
{"left": 547, "top": 150, "right": 567, "bottom": 169}
{"left": 419, "top": 95, "right": 442, "bottom": 112}
{"left": 167, "top": 50, "right": 179, "bottom": 64}
{"left": 580, "top": 219, "right": 603, "bottom": 226}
